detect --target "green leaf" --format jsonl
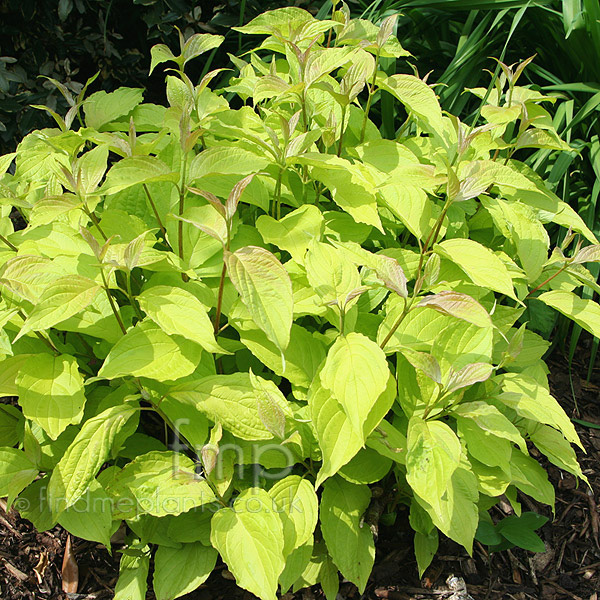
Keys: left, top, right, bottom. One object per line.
{"left": 106, "top": 451, "right": 216, "bottom": 519}
{"left": 320, "top": 477, "right": 374, "bottom": 593}
{"left": 418, "top": 464, "right": 479, "bottom": 552}
{"left": 47, "top": 403, "right": 138, "bottom": 515}
{"left": 406, "top": 417, "right": 461, "bottom": 512}
{"left": 16, "top": 477, "right": 57, "bottom": 532}
{"left": 515, "top": 128, "right": 571, "bottom": 152}
{"left": 256, "top": 205, "right": 324, "bottom": 264}
{"left": 16, "top": 275, "right": 101, "bottom": 340}
{"left": 169, "top": 373, "right": 291, "bottom": 441}
{"left": 530, "top": 424, "right": 586, "bottom": 480}
{"left": 435, "top": 239, "right": 517, "bottom": 299}
{"left": 305, "top": 239, "right": 361, "bottom": 309}
{"left": 137, "top": 286, "right": 226, "bottom": 354}
{"left": 0, "top": 404, "right": 24, "bottom": 447}
{"left": 366, "top": 419, "right": 407, "bottom": 465}
{"left": 538, "top": 290, "right": 600, "bottom": 339}
{"left": 211, "top": 488, "right": 285, "bottom": 600}
{"left": 379, "top": 184, "right": 436, "bottom": 242}
{"left": 78, "top": 145, "right": 109, "bottom": 195}
{"left": 418, "top": 291, "right": 492, "bottom": 328}
{"left": 100, "top": 156, "right": 179, "bottom": 195}
{"left": 233, "top": 6, "right": 315, "bottom": 36}
{"left": 339, "top": 447, "right": 393, "bottom": 485}
{"left": 269, "top": 475, "right": 318, "bottom": 556}
{"left": 500, "top": 373, "right": 581, "bottom": 448}
{"left": 250, "top": 369, "right": 287, "bottom": 439}
{"left": 0, "top": 152, "right": 16, "bottom": 175}
{"left": 456, "top": 415, "right": 512, "bottom": 472}
{"left": 301, "top": 154, "right": 382, "bottom": 231}
{"left": 166, "top": 506, "right": 213, "bottom": 545}
{"left": 84, "top": 87, "right": 144, "bottom": 130}
{"left": 153, "top": 543, "right": 218, "bottom": 600}
{"left": 98, "top": 319, "right": 202, "bottom": 382}
{"left": 510, "top": 449, "right": 555, "bottom": 506}
{"left": 189, "top": 146, "right": 270, "bottom": 181}
{"left": 150, "top": 44, "right": 177, "bottom": 74}
{"left": 0, "top": 448, "right": 38, "bottom": 506}
{"left": 482, "top": 198, "right": 549, "bottom": 283}
{"left": 16, "top": 353, "right": 86, "bottom": 440}
{"left": 320, "top": 332, "right": 389, "bottom": 435}
{"left": 226, "top": 246, "right": 293, "bottom": 352}
{"left": 496, "top": 513, "right": 548, "bottom": 552}
{"left": 378, "top": 74, "right": 444, "bottom": 137}
{"left": 58, "top": 479, "right": 113, "bottom": 547}
{"left": 414, "top": 530, "right": 438, "bottom": 577}
{"left": 237, "top": 324, "right": 326, "bottom": 389}
{"left": 183, "top": 34, "right": 224, "bottom": 65}
{"left": 305, "top": 48, "right": 355, "bottom": 88}
{"left": 310, "top": 374, "right": 396, "bottom": 487}
{"left": 452, "top": 401, "right": 526, "bottom": 452}
{"left": 280, "top": 541, "right": 314, "bottom": 593}
{"left": 432, "top": 320, "right": 493, "bottom": 376}
{"left": 114, "top": 545, "right": 150, "bottom": 600}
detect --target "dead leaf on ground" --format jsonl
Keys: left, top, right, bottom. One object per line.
{"left": 61, "top": 534, "right": 79, "bottom": 594}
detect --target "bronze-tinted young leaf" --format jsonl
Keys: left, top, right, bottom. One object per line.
{"left": 188, "top": 187, "right": 226, "bottom": 219}
{"left": 573, "top": 244, "right": 600, "bottom": 264}
{"left": 445, "top": 363, "right": 494, "bottom": 395}
{"left": 226, "top": 246, "right": 293, "bottom": 352}
{"left": 226, "top": 173, "right": 257, "bottom": 221}
{"left": 418, "top": 291, "right": 492, "bottom": 328}
{"left": 376, "top": 13, "right": 398, "bottom": 48}
{"left": 400, "top": 349, "right": 442, "bottom": 384}
{"left": 250, "top": 369, "right": 286, "bottom": 440}
{"left": 374, "top": 255, "right": 408, "bottom": 298}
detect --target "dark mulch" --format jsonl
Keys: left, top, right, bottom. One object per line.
{"left": 1, "top": 352, "right": 599, "bottom": 600}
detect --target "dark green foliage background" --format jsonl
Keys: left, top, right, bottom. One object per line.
{"left": 0, "top": 0, "right": 313, "bottom": 153}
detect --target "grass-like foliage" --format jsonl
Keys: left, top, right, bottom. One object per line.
{"left": 0, "top": 5, "right": 598, "bottom": 599}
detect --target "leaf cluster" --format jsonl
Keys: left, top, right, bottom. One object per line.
{"left": 0, "top": 6, "right": 596, "bottom": 599}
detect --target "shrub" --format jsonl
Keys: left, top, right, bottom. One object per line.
{"left": 0, "top": 6, "right": 597, "bottom": 599}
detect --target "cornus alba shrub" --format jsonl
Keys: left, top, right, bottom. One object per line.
{"left": 0, "top": 6, "right": 599, "bottom": 600}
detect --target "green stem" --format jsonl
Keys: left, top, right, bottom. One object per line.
{"left": 143, "top": 184, "right": 168, "bottom": 242}
{"left": 381, "top": 198, "right": 454, "bottom": 350}
{"left": 412, "top": 201, "right": 451, "bottom": 292}
{"left": 360, "top": 49, "right": 381, "bottom": 144}
{"left": 314, "top": 181, "right": 324, "bottom": 204}
{"left": 178, "top": 152, "right": 189, "bottom": 264}
{"left": 17, "top": 309, "right": 59, "bottom": 354}
{"left": 339, "top": 306, "right": 346, "bottom": 336}
{"left": 214, "top": 262, "right": 227, "bottom": 336}
{"left": 126, "top": 272, "right": 144, "bottom": 320}
{"left": 337, "top": 104, "right": 348, "bottom": 157}
{"left": 101, "top": 269, "right": 127, "bottom": 335}
{"left": 86, "top": 209, "right": 107, "bottom": 241}
{"left": 427, "top": 202, "right": 451, "bottom": 254}
{"left": 0, "top": 233, "right": 17, "bottom": 252}
{"left": 274, "top": 168, "right": 283, "bottom": 220}
{"left": 178, "top": 152, "right": 190, "bottom": 282}
{"left": 380, "top": 297, "right": 412, "bottom": 350}
{"left": 214, "top": 230, "right": 231, "bottom": 336}
{"left": 301, "top": 91, "right": 309, "bottom": 132}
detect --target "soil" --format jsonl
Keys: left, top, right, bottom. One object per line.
{"left": 1, "top": 351, "right": 599, "bottom": 600}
